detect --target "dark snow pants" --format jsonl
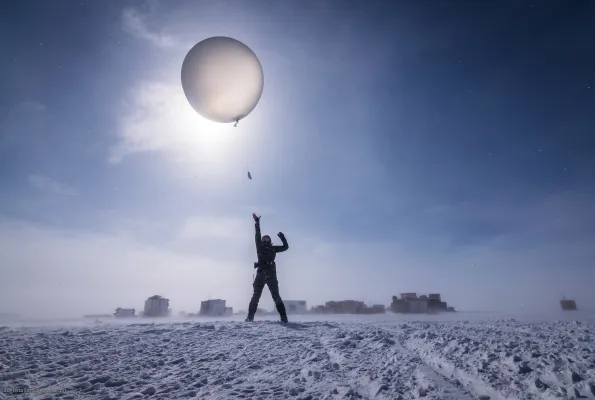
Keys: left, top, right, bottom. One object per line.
{"left": 247, "top": 265, "right": 288, "bottom": 321}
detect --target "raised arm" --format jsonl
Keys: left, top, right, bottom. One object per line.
{"left": 253, "top": 213, "right": 262, "bottom": 251}
{"left": 274, "top": 232, "right": 289, "bottom": 253}
{"left": 254, "top": 220, "right": 262, "bottom": 250}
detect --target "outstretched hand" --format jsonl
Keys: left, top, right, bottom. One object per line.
{"left": 277, "top": 232, "right": 285, "bottom": 239}
{"left": 252, "top": 213, "right": 260, "bottom": 222}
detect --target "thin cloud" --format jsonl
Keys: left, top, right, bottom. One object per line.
{"left": 27, "top": 175, "right": 76, "bottom": 196}
{"left": 110, "top": 80, "right": 255, "bottom": 177}
{"left": 121, "top": 7, "right": 180, "bottom": 49}
{"left": 110, "top": 82, "right": 190, "bottom": 163}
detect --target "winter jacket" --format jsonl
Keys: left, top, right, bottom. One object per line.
{"left": 254, "top": 220, "right": 288, "bottom": 267}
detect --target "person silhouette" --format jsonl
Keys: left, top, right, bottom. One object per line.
{"left": 245, "top": 213, "right": 289, "bottom": 323}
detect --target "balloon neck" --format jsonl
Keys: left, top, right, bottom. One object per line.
{"left": 234, "top": 119, "right": 239, "bottom": 127}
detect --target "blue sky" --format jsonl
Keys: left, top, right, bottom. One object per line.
{"left": 1, "top": 0, "right": 594, "bottom": 318}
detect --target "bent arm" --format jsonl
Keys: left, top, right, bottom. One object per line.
{"left": 274, "top": 235, "right": 289, "bottom": 253}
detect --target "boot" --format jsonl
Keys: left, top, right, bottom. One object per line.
{"left": 275, "top": 301, "right": 288, "bottom": 323}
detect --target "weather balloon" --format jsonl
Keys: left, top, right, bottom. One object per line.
{"left": 181, "top": 36, "right": 264, "bottom": 124}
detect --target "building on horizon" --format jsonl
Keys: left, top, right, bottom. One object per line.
{"left": 391, "top": 293, "right": 454, "bottom": 314}
{"left": 400, "top": 293, "right": 418, "bottom": 300}
{"left": 560, "top": 297, "right": 577, "bottom": 311}
{"left": 310, "top": 300, "right": 384, "bottom": 315}
{"left": 113, "top": 308, "right": 135, "bottom": 318}
{"left": 284, "top": 300, "right": 307, "bottom": 314}
{"left": 355, "top": 304, "right": 387, "bottom": 314}
{"left": 326, "top": 300, "right": 366, "bottom": 314}
{"left": 143, "top": 295, "right": 170, "bottom": 317}
{"left": 199, "top": 299, "right": 232, "bottom": 317}
{"left": 371, "top": 304, "right": 386, "bottom": 313}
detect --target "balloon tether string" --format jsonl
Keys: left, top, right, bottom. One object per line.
{"left": 236, "top": 118, "right": 251, "bottom": 180}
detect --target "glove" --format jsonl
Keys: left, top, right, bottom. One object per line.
{"left": 252, "top": 213, "right": 260, "bottom": 222}
{"left": 277, "top": 232, "right": 285, "bottom": 239}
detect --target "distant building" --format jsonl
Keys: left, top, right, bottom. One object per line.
{"left": 309, "top": 300, "right": 386, "bottom": 315}
{"left": 372, "top": 304, "right": 386, "bottom": 313}
{"left": 285, "top": 300, "right": 307, "bottom": 314}
{"left": 560, "top": 297, "right": 577, "bottom": 311}
{"left": 113, "top": 308, "right": 135, "bottom": 318}
{"left": 426, "top": 293, "right": 445, "bottom": 311}
{"left": 390, "top": 296, "right": 407, "bottom": 313}
{"left": 409, "top": 298, "right": 429, "bottom": 313}
{"left": 325, "top": 300, "right": 366, "bottom": 314}
{"left": 199, "top": 299, "right": 227, "bottom": 317}
{"left": 400, "top": 293, "right": 418, "bottom": 300}
{"left": 310, "top": 305, "right": 328, "bottom": 314}
{"left": 391, "top": 293, "right": 454, "bottom": 314}
{"left": 360, "top": 304, "right": 387, "bottom": 314}
{"left": 144, "top": 295, "right": 170, "bottom": 317}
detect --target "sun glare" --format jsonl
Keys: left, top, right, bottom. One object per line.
{"left": 173, "top": 95, "right": 246, "bottom": 164}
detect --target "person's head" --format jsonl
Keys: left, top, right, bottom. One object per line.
{"left": 261, "top": 235, "right": 271, "bottom": 246}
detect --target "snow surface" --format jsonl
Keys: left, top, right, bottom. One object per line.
{"left": 1, "top": 313, "right": 594, "bottom": 400}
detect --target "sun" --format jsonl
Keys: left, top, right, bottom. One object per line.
{"left": 173, "top": 94, "right": 246, "bottom": 164}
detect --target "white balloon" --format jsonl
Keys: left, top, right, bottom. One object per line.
{"left": 181, "top": 36, "right": 264, "bottom": 124}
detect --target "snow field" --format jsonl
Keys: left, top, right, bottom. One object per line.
{"left": 0, "top": 318, "right": 594, "bottom": 400}
{"left": 397, "top": 320, "right": 595, "bottom": 399}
